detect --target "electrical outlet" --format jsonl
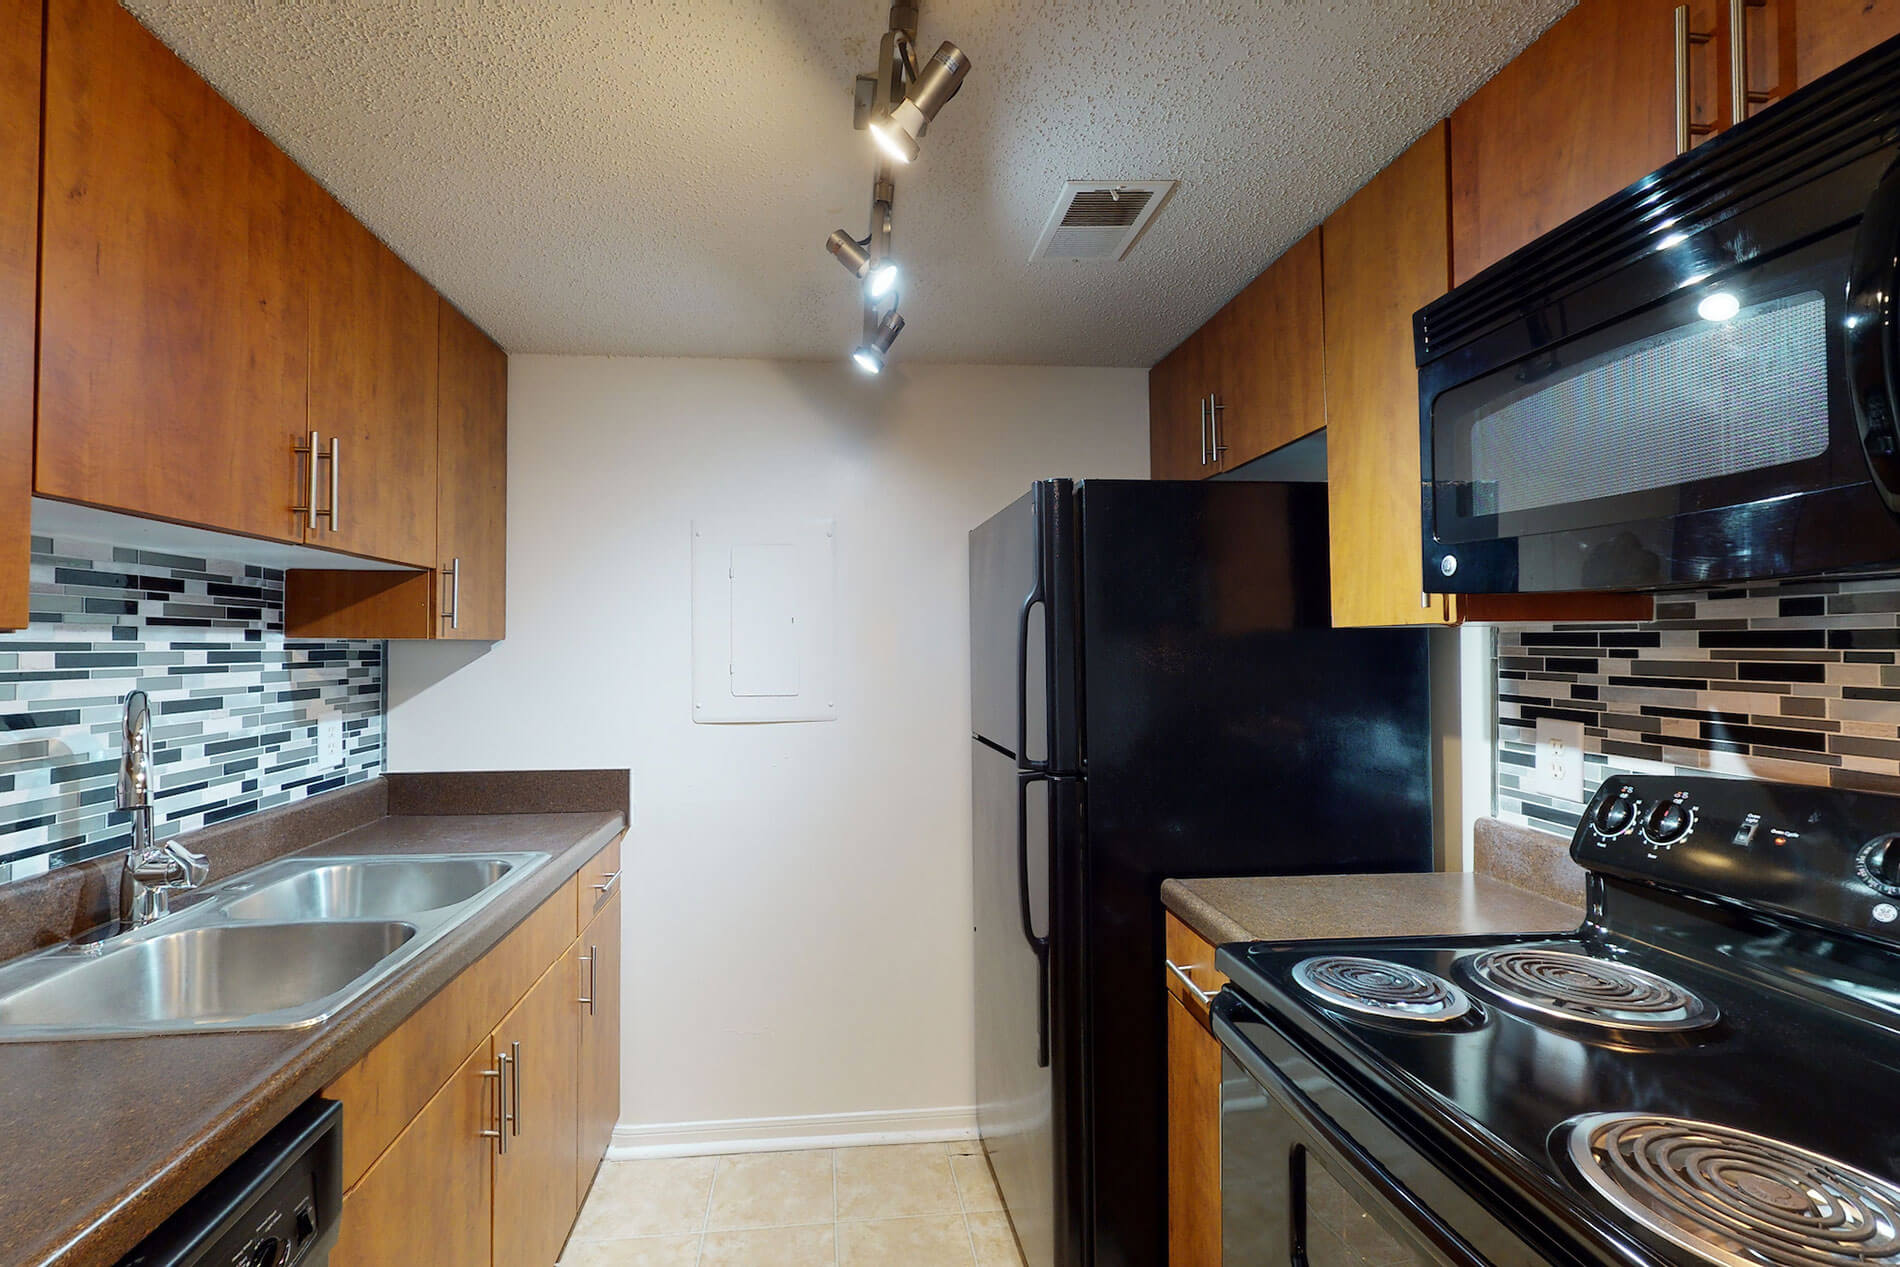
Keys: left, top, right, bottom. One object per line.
{"left": 1525, "top": 717, "right": 1585, "bottom": 802}
{"left": 317, "top": 717, "right": 343, "bottom": 766}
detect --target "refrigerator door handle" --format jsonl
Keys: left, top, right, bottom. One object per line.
{"left": 1015, "top": 588, "right": 1048, "bottom": 774}
{"left": 1017, "top": 769, "right": 1053, "bottom": 1069}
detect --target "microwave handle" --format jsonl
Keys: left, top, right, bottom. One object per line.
{"left": 1846, "top": 156, "right": 1900, "bottom": 512}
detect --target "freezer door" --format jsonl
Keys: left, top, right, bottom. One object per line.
{"left": 970, "top": 488, "right": 1045, "bottom": 761}
{"left": 973, "top": 738, "right": 1053, "bottom": 1267}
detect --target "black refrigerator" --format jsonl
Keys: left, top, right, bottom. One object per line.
{"left": 969, "top": 479, "right": 1433, "bottom": 1267}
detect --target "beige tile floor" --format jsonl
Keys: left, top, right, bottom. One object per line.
{"left": 562, "top": 1140, "right": 1029, "bottom": 1266}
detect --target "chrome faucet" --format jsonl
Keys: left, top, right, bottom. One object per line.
{"left": 118, "top": 690, "right": 208, "bottom": 927}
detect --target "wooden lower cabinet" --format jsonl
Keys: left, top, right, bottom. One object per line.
{"left": 494, "top": 947, "right": 584, "bottom": 1267}
{"left": 1164, "top": 913, "right": 1227, "bottom": 1267}
{"left": 578, "top": 892, "right": 623, "bottom": 1204}
{"left": 333, "top": 1039, "right": 496, "bottom": 1267}
{"left": 1167, "top": 994, "right": 1224, "bottom": 1267}
{"left": 324, "top": 841, "right": 622, "bottom": 1266}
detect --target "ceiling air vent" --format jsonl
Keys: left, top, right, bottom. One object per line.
{"left": 1030, "top": 180, "right": 1176, "bottom": 262}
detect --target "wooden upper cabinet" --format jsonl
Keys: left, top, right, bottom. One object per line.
{"left": 577, "top": 893, "right": 622, "bottom": 1207}
{"left": 1449, "top": 0, "right": 1715, "bottom": 285}
{"left": 1792, "top": 0, "right": 1900, "bottom": 87}
{"left": 436, "top": 300, "right": 508, "bottom": 640}
{"left": 493, "top": 956, "right": 582, "bottom": 1267}
{"left": 1149, "top": 329, "right": 1209, "bottom": 480}
{"left": 305, "top": 195, "right": 438, "bottom": 566}
{"left": 0, "top": 0, "right": 39, "bottom": 632}
{"left": 38, "top": 0, "right": 312, "bottom": 545}
{"left": 1206, "top": 229, "right": 1326, "bottom": 470}
{"left": 1324, "top": 126, "right": 1459, "bottom": 629}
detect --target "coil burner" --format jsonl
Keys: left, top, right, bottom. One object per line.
{"left": 1462, "top": 948, "right": 1717, "bottom": 1033}
{"left": 1290, "top": 956, "right": 1473, "bottom": 1025}
{"left": 1567, "top": 1114, "right": 1900, "bottom": 1267}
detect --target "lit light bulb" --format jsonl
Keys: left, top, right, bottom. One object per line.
{"left": 1697, "top": 292, "right": 1741, "bottom": 322}
{"left": 866, "top": 262, "right": 899, "bottom": 299}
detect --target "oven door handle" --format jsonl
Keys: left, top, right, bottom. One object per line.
{"left": 1212, "top": 1000, "right": 1495, "bottom": 1267}
{"left": 1846, "top": 155, "right": 1900, "bottom": 513}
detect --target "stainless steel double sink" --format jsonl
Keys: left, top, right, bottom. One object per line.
{"left": 0, "top": 851, "right": 550, "bottom": 1042}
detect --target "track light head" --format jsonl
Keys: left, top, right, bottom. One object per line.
{"left": 869, "top": 41, "right": 970, "bottom": 164}
{"left": 866, "top": 261, "right": 899, "bottom": 299}
{"left": 852, "top": 311, "right": 905, "bottom": 375}
{"left": 827, "top": 229, "right": 871, "bottom": 277}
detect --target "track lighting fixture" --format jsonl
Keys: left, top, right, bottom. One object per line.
{"left": 853, "top": 311, "right": 905, "bottom": 376}
{"left": 826, "top": 230, "right": 900, "bottom": 299}
{"left": 821, "top": 4, "right": 969, "bottom": 372}
{"left": 868, "top": 41, "right": 971, "bottom": 164}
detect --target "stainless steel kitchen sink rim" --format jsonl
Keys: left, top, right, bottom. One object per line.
{"left": 0, "top": 850, "right": 552, "bottom": 1042}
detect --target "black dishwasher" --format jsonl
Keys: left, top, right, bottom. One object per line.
{"left": 118, "top": 1097, "right": 342, "bottom": 1267}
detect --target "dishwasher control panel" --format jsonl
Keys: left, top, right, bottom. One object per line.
{"left": 117, "top": 1097, "right": 341, "bottom": 1267}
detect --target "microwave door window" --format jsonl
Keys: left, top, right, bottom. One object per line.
{"left": 1433, "top": 288, "right": 1833, "bottom": 548}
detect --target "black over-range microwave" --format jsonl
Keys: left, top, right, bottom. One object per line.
{"left": 1417, "top": 34, "right": 1900, "bottom": 595}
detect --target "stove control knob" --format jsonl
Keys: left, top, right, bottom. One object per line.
{"left": 1856, "top": 835, "right": 1900, "bottom": 897}
{"left": 1643, "top": 800, "right": 1695, "bottom": 846}
{"left": 245, "top": 1238, "right": 283, "bottom": 1267}
{"left": 1591, "top": 793, "right": 1641, "bottom": 839}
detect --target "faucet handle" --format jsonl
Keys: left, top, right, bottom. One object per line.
{"left": 166, "top": 840, "right": 209, "bottom": 888}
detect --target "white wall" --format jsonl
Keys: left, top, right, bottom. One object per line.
{"left": 387, "top": 357, "right": 1149, "bottom": 1150}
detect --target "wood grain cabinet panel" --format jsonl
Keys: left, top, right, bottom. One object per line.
{"left": 577, "top": 892, "right": 623, "bottom": 1206}
{"left": 1449, "top": 0, "right": 1712, "bottom": 285}
{"left": 1792, "top": 0, "right": 1900, "bottom": 86}
{"left": 38, "top": 0, "right": 313, "bottom": 545}
{"left": 1166, "top": 992, "right": 1223, "bottom": 1267}
{"left": 1323, "top": 126, "right": 1461, "bottom": 629}
{"left": 0, "top": 0, "right": 38, "bottom": 632}
{"left": 435, "top": 300, "right": 508, "bottom": 640}
{"left": 494, "top": 954, "right": 583, "bottom": 1267}
{"left": 1149, "top": 329, "right": 1210, "bottom": 480}
{"left": 332, "top": 1039, "right": 495, "bottom": 1267}
{"left": 1207, "top": 229, "right": 1326, "bottom": 470}
{"left": 305, "top": 194, "right": 439, "bottom": 566}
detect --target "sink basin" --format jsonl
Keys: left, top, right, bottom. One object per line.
{"left": 0, "top": 921, "right": 416, "bottom": 1031}
{"left": 0, "top": 848, "right": 551, "bottom": 1041}
{"left": 221, "top": 858, "right": 516, "bottom": 922}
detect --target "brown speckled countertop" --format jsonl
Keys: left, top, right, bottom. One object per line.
{"left": 0, "top": 774, "right": 627, "bottom": 1267}
{"left": 1161, "top": 872, "right": 1584, "bottom": 947}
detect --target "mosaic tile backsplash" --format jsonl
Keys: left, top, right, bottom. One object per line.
{"left": 1496, "top": 578, "right": 1900, "bottom": 835}
{"left": 0, "top": 536, "right": 384, "bottom": 884}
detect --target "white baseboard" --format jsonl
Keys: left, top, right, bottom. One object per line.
{"left": 607, "top": 1106, "right": 980, "bottom": 1160}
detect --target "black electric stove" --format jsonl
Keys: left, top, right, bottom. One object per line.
{"left": 1213, "top": 774, "right": 1900, "bottom": 1267}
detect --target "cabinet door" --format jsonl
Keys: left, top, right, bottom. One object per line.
{"left": 1323, "top": 127, "right": 1459, "bottom": 629}
{"left": 0, "top": 0, "right": 37, "bottom": 632}
{"left": 1149, "top": 329, "right": 1211, "bottom": 480}
{"left": 1208, "top": 229, "right": 1326, "bottom": 470}
{"left": 1449, "top": 0, "right": 1718, "bottom": 285}
{"left": 436, "top": 299, "right": 508, "bottom": 640}
{"left": 305, "top": 194, "right": 438, "bottom": 565}
{"left": 40, "top": 0, "right": 314, "bottom": 544}
{"left": 1792, "top": 0, "right": 1900, "bottom": 86}
{"left": 495, "top": 952, "right": 583, "bottom": 1267}
{"left": 331, "top": 1039, "right": 496, "bottom": 1267}
{"left": 577, "top": 892, "right": 623, "bottom": 1205}
{"left": 1166, "top": 993, "right": 1222, "bottom": 1267}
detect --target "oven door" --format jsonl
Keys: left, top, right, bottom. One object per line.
{"left": 1214, "top": 995, "right": 1552, "bottom": 1267}
{"left": 1418, "top": 147, "right": 1900, "bottom": 594}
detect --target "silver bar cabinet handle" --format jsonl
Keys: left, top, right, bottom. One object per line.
{"left": 509, "top": 1040, "right": 522, "bottom": 1136}
{"left": 593, "top": 869, "right": 622, "bottom": 898}
{"left": 1166, "top": 959, "right": 1215, "bottom": 1008}
{"left": 442, "top": 558, "right": 461, "bottom": 630}
{"left": 580, "top": 945, "right": 599, "bottom": 1016}
{"left": 1209, "top": 394, "right": 1226, "bottom": 464}
{"left": 483, "top": 1055, "right": 509, "bottom": 1154}
{"left": 1728, "top": 0, "right": 1768, "bottom": 124}
{"left": 1674, "top": 5, "right": 1714, "bottom": 155}
{"left": 328, "top": 436, "right": 341, "bottom": 532}
{"left": 294, "top": 430, "right": 321, "bottom": 527}
{"left": 1198, "top": 394, "right": 1209, "bottom": 466}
